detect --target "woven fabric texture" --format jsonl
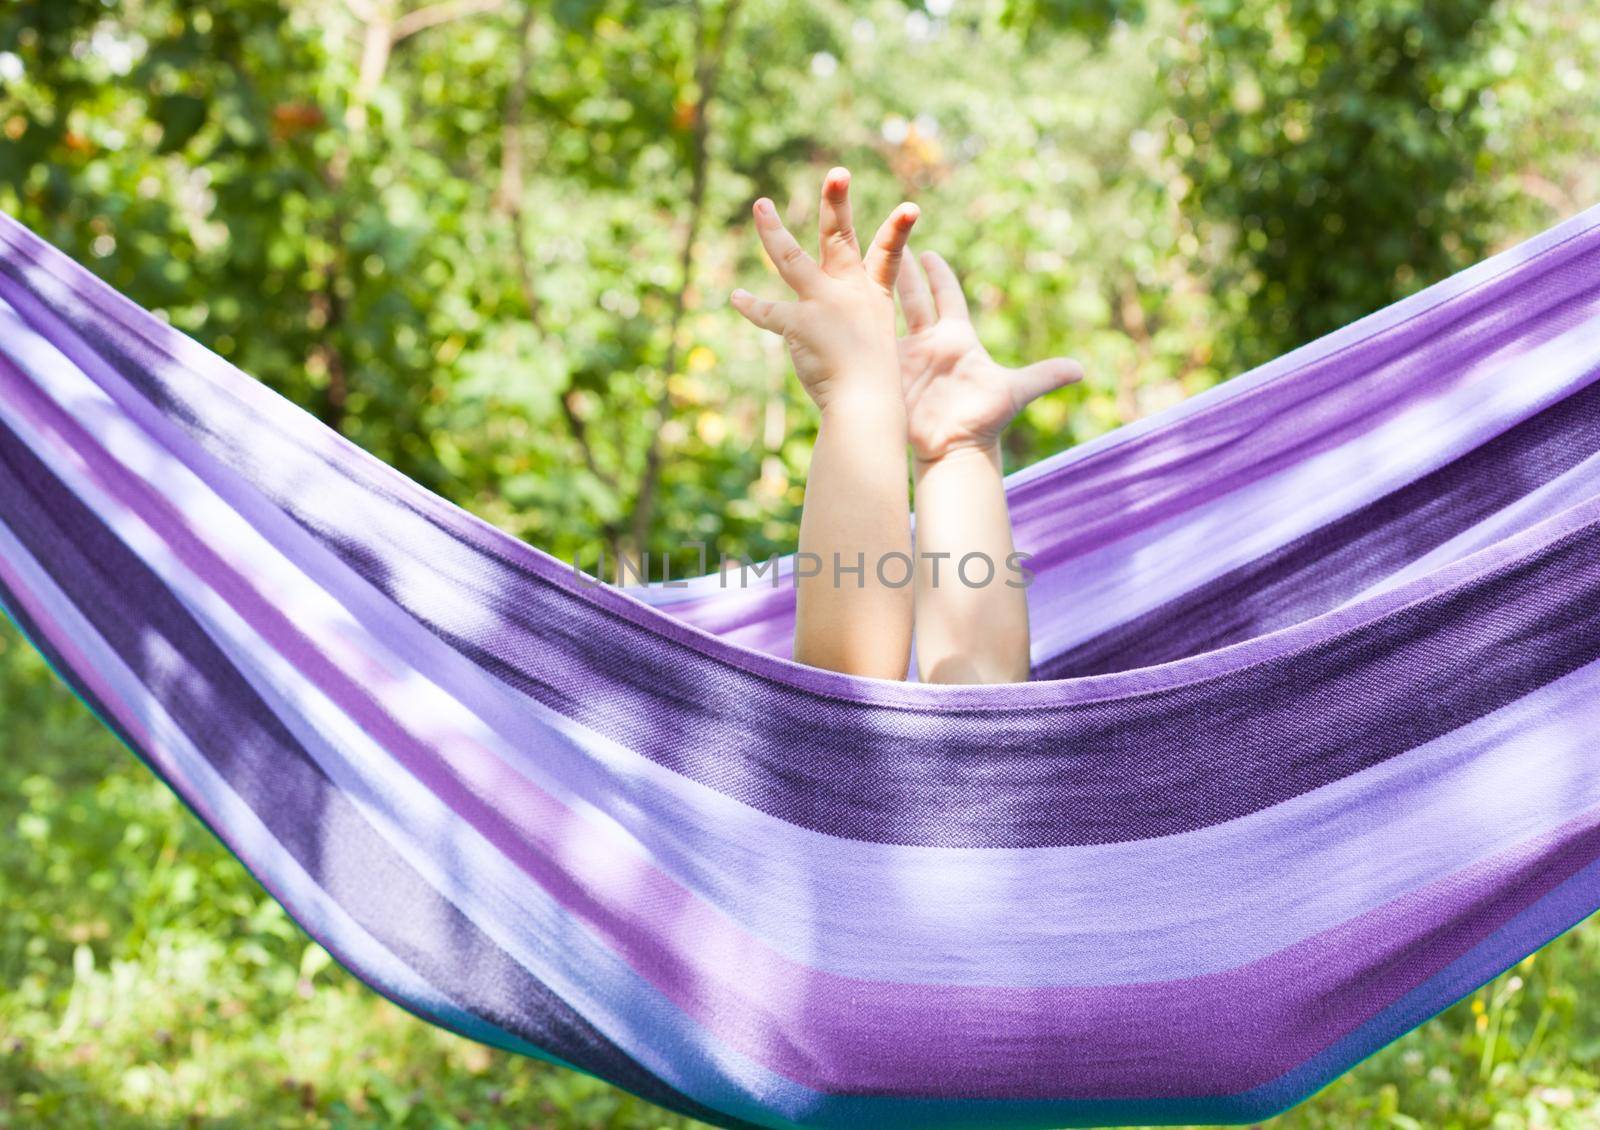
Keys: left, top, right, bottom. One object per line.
{"left": 3, "top": 206, "right": 1600, "bottom": 1128}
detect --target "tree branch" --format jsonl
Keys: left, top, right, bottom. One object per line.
{"left": 626, "top": 0, "right": 744, "bottom": 563}
{"left": 1113, "top": 282, "right": 1152, "bottom": 424}
{"left": 346, "top": 0, "right": 394, "bottom": 132}
{"left": 392, "top": 0, "right": 507, "bottom": 43}
{"left": 492, "top": 4, "right": 614, "bottom": 495}
{"left": 496, "top": 0, "right": 541, "bottom": 328}
{"left": 560, "top": 392, "right": 621, "bottom": 492}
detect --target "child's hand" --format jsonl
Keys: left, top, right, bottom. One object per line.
{"left": 732, "top": 168, "right": 919, "bottom": 413}
{"left": 896, "top": 249, "right": 1082, "bottom": 464}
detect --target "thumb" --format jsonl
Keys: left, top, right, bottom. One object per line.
{"left": 730, "top": 289, "right": 792, "bottom": 336}
{"left": 1008, "top": 357, "right": 1083, "bottom": 408}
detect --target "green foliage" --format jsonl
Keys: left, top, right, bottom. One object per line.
{"left": 1160, "top": 0, "right": 1509, "bottom": 369}
{"left": 1002, "top": 0, "right": 1146, "bottom": 38}
{"left": 3, "top": 0, "right": 1600, "bottom": 1125}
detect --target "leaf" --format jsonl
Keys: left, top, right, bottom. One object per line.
{"left": 299, "top": 942, "right": 333, "bottom": 982}
{"left": 155, "top": 94, "right": 208, "bottom": 154}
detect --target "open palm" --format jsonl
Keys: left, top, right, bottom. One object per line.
{"left": 896, "top": 249, "right": 1082, "bottom": 463}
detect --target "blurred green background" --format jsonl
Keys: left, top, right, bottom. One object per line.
{"left": 2, "top": 0, "right": 1599, "bottom": 1126}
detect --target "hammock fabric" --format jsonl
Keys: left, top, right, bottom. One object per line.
{"left": 1, "top": 204, "right": 1599, "bottom": 1130}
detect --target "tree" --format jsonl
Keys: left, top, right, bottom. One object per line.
{"left": 1161, "top": 0, "right": 1504, "bottom": 369}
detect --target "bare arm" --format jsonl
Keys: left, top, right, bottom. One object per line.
{"left": 796, "top": 391, "right": 913, "bottom": 677}
{"left": 911, "top": 442, "right": 1029, "bottom": 683}
{"left": 732, "top": 169, "right": 919, "bottom": 679}
{"left": 897, "top": 250, "right": 1081, "bottom": 684}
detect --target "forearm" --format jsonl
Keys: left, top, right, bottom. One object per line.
{"left": 794, "top": 390, "right": 914, "bottom": 679}
{"left": 912, "top": 443, "right": 1031, "bottom": 683}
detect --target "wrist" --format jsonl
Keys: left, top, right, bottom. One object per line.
{"left": 913, "top": 439, "right": 1003, "bottom": 474}
{"left": 817, "top": 378, "right": 905, "bottom": 423}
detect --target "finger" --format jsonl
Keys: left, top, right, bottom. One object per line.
{"left": 1009, "top": 357, "right": 1084, "bottom": 408}
{"left": 920, "top": 250, "right": 970, "bottom": 322}
{"left": 752, "top": 197, "right": 824, "bottom": 295}
{"left": 895, "top": 245, "right": 937, "bottom": 332}
{"left": 730, "top": 288, "right": 794, "bottom": 335}
{"left": 862, "top": 202, "right": 920, "bottom": 291}
{"left": 818, "top": 166, "right": 861, "bottom": 275}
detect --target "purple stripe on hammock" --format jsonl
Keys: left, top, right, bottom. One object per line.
{"left": 1039, "top": 368, "right": 1600, "bottom": 676}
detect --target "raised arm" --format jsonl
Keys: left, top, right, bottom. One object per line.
{"left": 731, "top": 169, "right": 919, "bottom": 679}
{"left": 897, "top": 250, "right": 1081, "bottom": 683}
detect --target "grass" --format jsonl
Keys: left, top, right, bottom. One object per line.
{"left": 1, "top": 618, "right": 1597, "bottom": 1129}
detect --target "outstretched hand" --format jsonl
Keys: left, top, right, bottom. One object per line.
{"left": 896, "top": 249, "right": 1082, "bottom": 464}
{"left": 731, "top": 168, "right": 919, "bottom": 413}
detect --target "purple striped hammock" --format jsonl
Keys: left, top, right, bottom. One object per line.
{"left": 1, "top": 203, "right": 1599, "bottom": 1130}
